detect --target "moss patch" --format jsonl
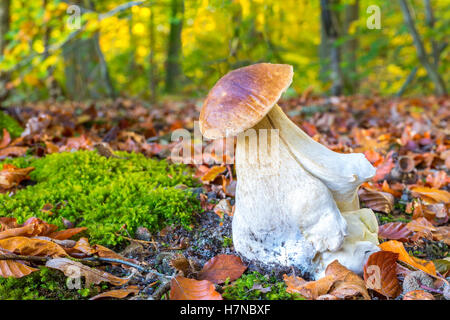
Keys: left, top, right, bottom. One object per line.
{"left": 0, "top": 151, "right": 201, "bottom": 246}
{"left": 0, "top": 111, "right": 23, "bottom": 138}
{"left": 0, "top": 267, "right": 101, "bottom": 300}
{"left": 222, "top": 272, "right": 304, "bottom": 300}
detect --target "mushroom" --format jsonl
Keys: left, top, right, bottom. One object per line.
{"left": 199, "top": 63, "right": 379, "bottom": 277}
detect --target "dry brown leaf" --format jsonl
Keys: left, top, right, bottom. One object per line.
{"left": 0, "top": 217, "right": 20, "bottom": 231}
{"left": 89, "top": 285, "right": 140, "bottom": 300}
{"left": 0, "top": 248, "right": 38, "bottom": 278}
{"left": 47, "top": 227, "right": 87, "bottom": 240}
{"left": 45, "top": 258, "right": 129, "bottom": 287}
{"left": 0, "top": 146, "right": 28, "bottom": 159}
{"left": 379, "top": 240, "right": 436, "bottom": 275}
{"left": 432, "top": 226, "right": 450, "bottom": 245}
{"left": 66, "top": 237, "right": 95, "bottom": 257}
{"left": 200, "top": 165, "right": 226, "bottom": 183}
{"left": 0, "top": 164, "right": 34, "bottom": 189}
{"left": 325, "top": 260, "right": 371, "bottom": 300}
{"left": 213, "top": 199, "right": 233, "bottom": 219}
{"left": 359, "top": 188, "right": 394, "bottom": 213}
{"left": 0, "top": 129, "right": 11, "bottom": 149}
{"left": 284, "top": 274, "right": 334, "bottom": 299}
{"left": 378, "top": 222, "right": 412, "bottom": 241}
{"left": 410, "top": 187, "right": 450, "bottom": 204}
{"left": 403, "top": 290, "right": 435, "bottom": 300}
{"left": 0, "top": 236, "right": 67, "bottom": 257}
{"left": 363, "top": 251, "right": 401, "bottom": 298}
{"left": 170, "top": 276, "right": 222, "bottom": 300}
{"left": 197, "top": 254, "right": 247, "bottom": 284}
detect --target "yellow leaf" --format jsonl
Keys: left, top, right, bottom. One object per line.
{"left": 379, "top": 240, "right": 436, "bottom": 276}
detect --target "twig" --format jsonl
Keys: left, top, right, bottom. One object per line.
{"left": 0, "top": 254, "right": 48, "bottom": 263}
{"left": 85, "top": 256, "right": 147, "bottom": 272}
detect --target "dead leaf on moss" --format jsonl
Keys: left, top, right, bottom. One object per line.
{"left": 0, "top": 164, "right": 34, "bottom": 190}
{"left": 410, "top": 187, "right": 450, "bottom": 204}
{"left": 379, "top": 240, "right": 436, "bottom": 275}
{"left": 363, "top": 251, "right": 401, "bottom": 298}
{"left": 0, "top": 248, "right": 38, "bottom": 278}
{"left": 0, "top": 236, "right": 67, "bottom": 257}
{"left": 47, "top": 227, "right": 87, "bottom": 240}
{"left": 170, "top": 276, "right": 222, "bottom": 300}
{"left": 201, "top": 165, "right": 226, "bottom": 183}
{"left": 89, "top": 285, "right": 140, "bottom": 300}
{"left": 198, "top": 254, "right": 247, "bottom": 284}
{"left": 46, "top": 258, "right": 129, "bottom": 287}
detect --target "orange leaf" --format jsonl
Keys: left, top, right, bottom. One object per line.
{"left": 47, "top": 227, "right": 87, "bottom": 240}
{"left": 0, "top": 129, "right": 11, "bottom": 149}
{"left": 379, "top": 240, "right": 436, "bottom": 275}
{"left": 66, "top": 237, "right": 95, "bottom": 257}
{"left": 403, "top": 290, "right": 435, "bottom": 300}
{"left": 200, "top": 166, "right": 226, "bottom": 183}
{"left": 0, "top": 248, "right": 38, "bottom": 278}
{"left": 198, "top": 254, "right": 247, "bottom": 284}
{"left": 325, "top": 260, "right": 371, "bottom": 300}
{"left": 170, "top": 276, "right": 222, "bottom": 300}
{"left": 0, "top": 146, "right": 28, "bottom": 159}
{"left": 363, "top": 251, "right": 401, "bottom": 298}
{"left": 410, "top": 187, "right": 450, "bottom": 204}
{"left": 0, "top": 236, "right": 67, "bottom": 257}
{"left": 0, "top": 164, "right": 34, "bottom": 190}
{"left": 283, "top": 274, "right": 334, "bottom": 300}
{"left": 89, "top": 285, "right": 140, "bottom": 300}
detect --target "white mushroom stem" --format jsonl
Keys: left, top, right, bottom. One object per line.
{"left": 233, "top": 116, "right": 348, "bottom": 274}
{"left": 233, "top": 107, "right": 378, "bottom": 278}
{"left": 266, "top": 105, "right": 376, "bottom": 212}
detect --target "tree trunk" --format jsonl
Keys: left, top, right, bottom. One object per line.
{"left": 63, "top": 0, "right": 115, "bottom": 100}
{"left": 342, "top": 0, "right": 359, "bottom": 94}
{"left": 320, "top": 0, "right": 343, "bottom": 96}
{"left": 165, "top": 0, "right": 184, "bottom": 93}
{"left": 0, "top": 0, "right": 10, "bottom": 101}
{"left": 149, "top": 7, "right": 157, "bottom": 103}
{"left": 399, "top": 0, "right": 446, "bottom": 95}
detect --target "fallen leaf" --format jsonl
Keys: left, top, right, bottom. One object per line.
{"left": 378, "top": 222, "right": 412, "bottom": 241}
{"left": 284, "top": 274, "right": 334, "bottom": 299}
{"left": 0, "top": 146, "right": 28, "bottom": 159}
{"left": 410, "top": 187, "right": 450, "bottom": 204}
{"left": 379, "top": 240, "right": 436, "bottom": 275}
{"left": 213, "top": 199, "right": 233, "bottom": 219}
{"left": 89, "top": 285, "right": 140, "bottom": 300}
{"left": 46, "top": 258, "right": 128, "bottom": 287}
{"left": 201, "top": 166, "right": 226, "bottom": 183}
{"left": 406, "top": 217, "right": 436, "bottom": 240}
{"left": 373, "top": 152, "right": 395, "bottom": 182}
{"left": 403, "top": 290, "right": 435, "bottom": 300}
{"left": 363, "top": 251, "right": 401, "bottom": 298}
{"left": 0, "top": 164, "right": 34, "bottom": 189}
{"left": 359, "top": 188, "right": 394, "bottom": 213}
{"left": 170, "top": 276, "right": 222, "bottom": 300}
{"left": 325, "top": 260, "right": 371, "bottom": 300}
{"left": 47, "top": 227, "right": 87, "bottom": 240}
{"left": 0, "top": 248, "right": 38, "bottom": 278}
{"left": 0, "top": 129, "right": 11, "bottom": 149}
{"left": 198, "top": 254, "right": 247, "bottom": 284}
{"left": 432, "top": 226, "right": 450, "bottom": 245}
{"left": 66, "top": 237, "right": 95, "bottom": 257}
{"left": 0, "top": 236, "right": 67, "bottom": 257}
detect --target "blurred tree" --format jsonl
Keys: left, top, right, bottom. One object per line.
{"left": 320, "top": 0, "right": 343, "bottom": 96}
{"left": 165, "top": 0, "right": 184, "bottom": 93}
{"left": 0, "top": 0, "right": 10, "bottom": 101}
{"left": 399, "top": 0, "right": 446, "bottom": 95}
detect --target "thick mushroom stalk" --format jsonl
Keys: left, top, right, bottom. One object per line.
{"left": 267, "top": 104, "right": 376, "bottom": 212}
{"left": 199, "top": 63, "right": 380, "bottom": 278}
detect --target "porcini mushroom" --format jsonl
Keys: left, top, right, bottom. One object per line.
{"left": 199, "top": 63, "right": 379, "bottom": 277}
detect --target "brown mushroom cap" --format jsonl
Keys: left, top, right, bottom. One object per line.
{"left": 199, "top": 63, "right": 293, "bottom": 139}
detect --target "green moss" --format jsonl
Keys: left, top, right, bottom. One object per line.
{"left": 0, "top": 267, "right": 99, "bottom": 300}
{"left": 222, "top": 272, "right": 305, "bottom": 300}
{"left": 0, "top": 111, "right": 23, "bottom": 138}
{"left": 0, "top": 151, "right": 201, "bottom": 246}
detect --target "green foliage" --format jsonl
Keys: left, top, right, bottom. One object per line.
{"left": 0, "top": 151, "right": 201, "bottom": 246}
{"left": 0, "top": 111, "right": 23, "bottom": 138}
{"left": 222, "top": 271, "right": 305, "bottom": 300}
{"left": 0, "top": 267, "right": 95, "bottom": 300}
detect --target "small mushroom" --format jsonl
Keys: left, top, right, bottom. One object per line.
{"left": 199, "top": 63, "right": 379, "bottom": 277}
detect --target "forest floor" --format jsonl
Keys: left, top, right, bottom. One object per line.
{"left": 0, "top": 95, "right": 448, "bottom": 300}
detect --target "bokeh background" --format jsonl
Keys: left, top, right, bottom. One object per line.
{"left": 0, "top": 0, "right": 448, "bottom": 105}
